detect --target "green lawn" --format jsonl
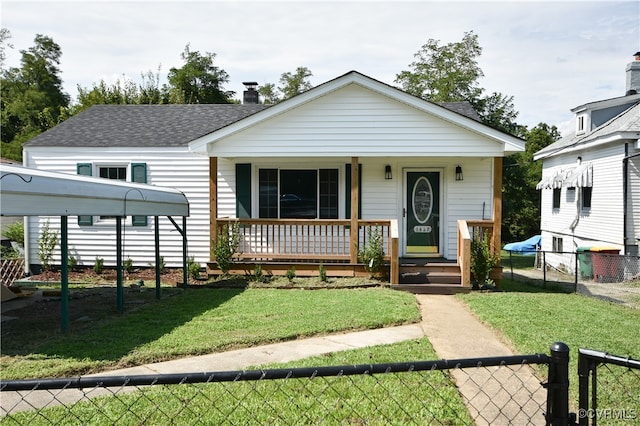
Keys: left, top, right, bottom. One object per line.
{"left": 459, "top": 278, "right": 640, "bottom": 409}
{"left": 0, "top": 287, "right": 420, "bottom": 380}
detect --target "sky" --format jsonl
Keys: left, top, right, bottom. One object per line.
{"left": 2, "top": 0, "right": 639, "bottom": 136}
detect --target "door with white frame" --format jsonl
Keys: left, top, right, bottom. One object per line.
{"left": 404, "top": 169, "right": 442, "bottom": 257}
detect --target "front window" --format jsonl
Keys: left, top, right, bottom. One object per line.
{"left": 259, "top": 168, "right": 338, "bottom": 219}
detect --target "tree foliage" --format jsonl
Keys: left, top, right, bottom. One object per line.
{"left": 166, "top": 44, "right": 233, "bottom": 104}
{"left": 278, "top": 66, "right": 313, "bottom": 100}
{"left": 395, "top": 31, "right": 484, "bottom": 103}
{"left": 502, "top": 123, "right": 560, "bottom": 242}
{"left": 1, "top": 33, "right": 70, "bottom": 160}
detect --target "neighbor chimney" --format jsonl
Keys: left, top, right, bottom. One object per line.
{"left": 625, "top": 51, "right": 640, "bottom": 95}
{"left": 243, "top": 82, "right": 259, "bottom": 104}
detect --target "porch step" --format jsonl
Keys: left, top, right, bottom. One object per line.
{"left": 394, "top": 284, "right": 471, "bottom": 295}
{"left": 399, "top": 262, "right": 462, "bottom": 285}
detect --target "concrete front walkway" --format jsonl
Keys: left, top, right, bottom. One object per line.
{"left": 2, "top": 295, "right": 548, "bottom": 424}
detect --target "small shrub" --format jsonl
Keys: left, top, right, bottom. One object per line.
{"left": 3, "top": 221, "right": 24, "bottom": 246}
{"left": 285, "top": 267, "right": 296, "bottom": 283}
{"left": 148, "top": 256, "right": 166, "bottom": 274}
{"left": 187, "top": 256, "right": 201, "bottom": 280}
{"left": 93, "top": 257, "right": 104, "bottom": 274}
{"left": 359, "top": 227, "right": 386, "bottom": 279}
{"left": 68, "top": 256, "right": 77, "bottom": 271}
{"left": 319, "top": 263, "right": 328, "bottom": 282}
{"left": 212, "top": 221, "right": 240, "bottom": 275}
{"left": 471, "top": 231, "right": 500, "bottom": 290}
{"left": 124, "top": 257, "right": 133, "bottom": 274}
{"left": 38, "top": 220, "right": 58, "bottom": 272}
{"left": 251, "top": 264, "right": 264, "bottom": 282}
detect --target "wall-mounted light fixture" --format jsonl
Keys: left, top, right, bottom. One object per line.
{"left": 385, "top": 165, "right": 392, "bottom": 180}
{"left": 455, "top": 165, "right": 463, "bottom": 181}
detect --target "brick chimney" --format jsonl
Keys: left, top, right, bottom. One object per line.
{"left": 625, "top": 51, "right": 640, "bottom": 95}
{"left": 243, "top": 82, "right": 259, "bottom": 104}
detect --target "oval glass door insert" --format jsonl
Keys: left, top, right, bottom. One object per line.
{"left": 412, "top": 176, "right": 433, "bottom": 224}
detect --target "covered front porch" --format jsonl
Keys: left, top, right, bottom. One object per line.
{"left": 206, "top": 216, "right": 498, "bottom": 291}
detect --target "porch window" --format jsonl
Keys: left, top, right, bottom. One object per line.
{"left": 258, "top": 168, "right": 338, "bottom": 219}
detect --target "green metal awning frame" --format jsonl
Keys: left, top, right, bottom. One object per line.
{"left": 0, "top": 164, "right": 190, "bottom": 332}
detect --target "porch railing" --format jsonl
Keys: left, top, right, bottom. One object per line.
{"left": 457, "top": 219, "right": 496, "bottom": 287}
{"left": 215, "top": 219, "right": 400, "bottom": 284}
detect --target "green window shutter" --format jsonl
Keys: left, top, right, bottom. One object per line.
{"left": 77, "top": 163, "right": 93, "bottom": 226}
{"left": 236, "top": 163, "right": 252, "bottom": 218}
{"left": 345, "top": 163, "right": 362, "bottom": 219}
{"left": 131, "top": 163, "right": 148, "bottom": 226}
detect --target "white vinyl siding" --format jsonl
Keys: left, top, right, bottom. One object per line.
{"left": 24, "top": 148, "right": 210, "bottom": 268}
{"left": 627, "top": 156, "right": 640, "bottom": 250}
{"left": 539, "top": 145, "right": 625, "bottom": 251}
{"left": 207, "top": 85, "right": 505, "bottom": 158}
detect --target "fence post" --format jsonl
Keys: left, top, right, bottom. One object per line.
{"left": 546, "top": 342, "right": 572, "bottom": 425}
{"left": 577, "top": 350, "right": 595, "bottom": 426}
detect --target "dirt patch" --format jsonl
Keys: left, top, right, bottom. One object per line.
{"left": 26, "top": 266, "right": 186, "bottom": 286}
{"left": 1, "top": 268, "right": 188, "bottom": 348}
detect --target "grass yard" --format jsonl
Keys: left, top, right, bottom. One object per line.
{"left": 5, "top": 338, "right": 475, "bottom": 425}
{"left": 459, "top": 278, "right": 640, "bottom": 407}
{"left": 0, "top": 286, "right": 420, "bottom": 380}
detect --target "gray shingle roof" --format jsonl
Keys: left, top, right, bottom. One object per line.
{"left": 24, "top": 104, "right": 271, "bottom": 148}
{"left": 24, "top": 99, "right": 484, "bottom": 149}
{"left": 535, "top": 101, "right": 640, "bottom": 159}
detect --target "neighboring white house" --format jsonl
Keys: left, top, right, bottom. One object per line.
{"left": 22, "top": 71, "right": 524, "bottom": 284}
{"left": 534, "top": 54, "right": 640, "bottom": 272}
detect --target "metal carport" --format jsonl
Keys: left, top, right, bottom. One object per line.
{"left": 0, "top": 164, "right": 190, "bottom": 332}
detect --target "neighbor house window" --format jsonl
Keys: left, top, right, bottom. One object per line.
{"left": 258, "top": 168, "right": 339, "bottom": 219}
{"left": 552, "top": 236, "right": 563, "bottom": 253}
{"left": 581, "top": 187, "right": 592, "bottom": 210}
{"left": 552, "top": 188, "right": 561, "bottom": 209}
{"left": 577, "top": 116, "right": 585, "bottom": 133}
{"left": 99, "top": 166, "right": 127, "bottom": 219}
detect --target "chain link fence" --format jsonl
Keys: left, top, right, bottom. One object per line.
{"left": 577, "top": 349, "right": 640, "bottom": 426}
{"left": 1, "top": 353, "right": 550, "bottom": 425}
{"left": 504, "top": 251, "right": 640, "bottom": 308}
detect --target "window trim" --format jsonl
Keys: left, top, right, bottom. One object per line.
{"left": 552, "top": 188, "right": 561, "bottom": 209}
{"left": 581, "top": 186, "right": 592, "bottom": 211}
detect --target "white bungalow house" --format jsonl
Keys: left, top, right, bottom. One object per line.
{"left": 22, "top": 71, "right": 524, "bottom": 288}
{"left": 534, "top": 54, "right": 640, "bottom": 273}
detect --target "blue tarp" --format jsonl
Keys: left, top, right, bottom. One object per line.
{"left": 503, "top": 235, "right": 541, "bottom": 255}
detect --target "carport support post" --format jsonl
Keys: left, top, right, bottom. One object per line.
{"left": 60, "top": 216, "right": 69, "bottom": 333}
{"left": 182, "top": 216, "right": 187, "bottom": 289}
{"left": 116, "top": 216, "right": 124, "bottom": 314}
{"left": 155, "top": 216, "right": 161, "bottom": 299}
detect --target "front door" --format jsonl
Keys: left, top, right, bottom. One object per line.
{"left": 405, "top": 171, "right": 440, "bottom": 256}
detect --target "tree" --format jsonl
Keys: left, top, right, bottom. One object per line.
{"left": 395, "top": 31, "right": 484, "bottom": 102}
{"left": 278, "top": 66, "right": 313, "bottom": 100}
{"left": 166, "top": 44, "right": 233, "bottom": 104}
{"left": 1, "top": 34, "right": 70, "bottom": 161}
{"left": 471, "top": 92, "right": 526, "bottom": 137}
{"left": 73, "top": 67, "right": 166, "bottom": 114}
{"left": 502, "top": 123, "right": 560, "bottom": 242}
{"left": 0, "top": 28, "right": 13, "bottom": 71}
{"left": 257, "top": 82, "right": 279, "bottom": 104}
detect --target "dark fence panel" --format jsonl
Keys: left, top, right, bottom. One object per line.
{"left": 1, "top": 353, "right": 551, "bottom": 425}
{"left": 577, "top": 349, "right": 640, "bottom": 426}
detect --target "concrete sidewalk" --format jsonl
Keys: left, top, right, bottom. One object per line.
{"left": 2, "top": 294, "right": 546, "bottom": 422}
{"left": 97, "top": 294, "right": 516, "bottom": 377}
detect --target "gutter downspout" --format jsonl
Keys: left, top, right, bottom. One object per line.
{"left": 623, "top": 146, "right": 640, "bottom": 253}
